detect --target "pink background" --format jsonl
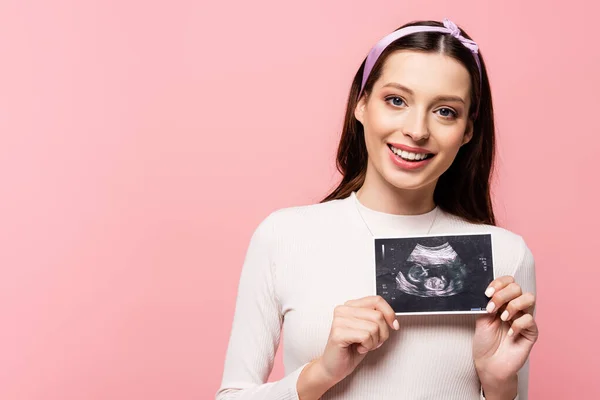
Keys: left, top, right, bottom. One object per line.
{"left": 1, "top": 1, "right": 598, "bottom": 399}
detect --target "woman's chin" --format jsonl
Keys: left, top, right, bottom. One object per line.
{"left": 379, "top": 158, "right": 443, "bottom": 190}
{"left": 381, "top": 170, "right": 437, "bottom": 192}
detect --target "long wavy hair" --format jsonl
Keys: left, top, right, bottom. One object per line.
{"left": 320, "top": 20, "right": 496, "bottom": 225}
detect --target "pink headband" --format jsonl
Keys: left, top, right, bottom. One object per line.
{"left": 358, "top": 18, "right": 482, "bottom": 100}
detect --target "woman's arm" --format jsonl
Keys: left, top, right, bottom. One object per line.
{"left": 216, "top": 214, "right": 311, "bottom": 400}
{"left": 513, "top": 237, "right": 536, "bottom": 400}
{"left": 480, "top": 236, "right": 537, "bottom": 400}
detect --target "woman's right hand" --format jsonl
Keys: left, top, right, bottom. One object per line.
{"left": 319, "top": 295, "right": 399, "bottom": 382}
{"left": 297, "top": 296, "right": 399, "bottom": 399}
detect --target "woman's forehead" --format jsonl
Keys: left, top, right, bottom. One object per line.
{"left": 377, "top": 50, "right": 472, "bottom": 98}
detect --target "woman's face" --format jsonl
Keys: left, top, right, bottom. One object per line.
{"left": 355, "top": 50, "right": 473, "bottom": 193}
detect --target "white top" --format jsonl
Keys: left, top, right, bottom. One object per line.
{"left": 216, "top": 192, "right": 535, "bottom": 400}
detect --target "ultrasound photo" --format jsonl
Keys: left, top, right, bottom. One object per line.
{"left": 375, "top": 234, "right": 494, "bottom": 314}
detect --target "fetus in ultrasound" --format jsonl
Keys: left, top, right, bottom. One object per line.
{"left": 395, "top": 242, "right": 467, "bottom": 297}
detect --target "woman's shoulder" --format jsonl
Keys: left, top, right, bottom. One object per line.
{"left": 263, "top": 196, "right": 350, "bottom": 230}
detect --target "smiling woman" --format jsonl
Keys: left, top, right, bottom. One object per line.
{"left": 216, "top": 18, "right": 537, "bottom": 400}
{"left": 356, "top": 51, "right": 474, "bottom": 181}
{"left": 323, "top": 19, "right": 494, "bottom": 224}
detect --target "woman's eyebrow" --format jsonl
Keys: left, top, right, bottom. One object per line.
{"left": 381, "top": 82, "right": 465, "bottom": 104}
{"left": 433, "top": 95, "right": 465, "bottom": 104}
{"left": 382, "top": 82, "right": 414, "bottom": 94}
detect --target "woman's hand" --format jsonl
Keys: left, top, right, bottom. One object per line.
{"left": 297, "top": 295, "right": 399, "bottom": 400}
{"left": 473, "top": 276, "right": 539, "bottom": 399}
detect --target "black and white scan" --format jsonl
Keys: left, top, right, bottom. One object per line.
{"left": 375, "top": 234, "right": 494, "bottom": 314}
{"left": 395, "top": 242, "right": 467, "bottom": 297}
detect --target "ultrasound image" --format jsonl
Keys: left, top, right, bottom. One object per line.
{"left": 395, "top": 242, "right": 467, "bottom": 297}
{"left": 375, "top": 234, "right": 494, "bottom": 314}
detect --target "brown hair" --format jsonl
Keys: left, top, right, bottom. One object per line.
{"left": 320, "top": 20, "right": 496, "bottom": 225}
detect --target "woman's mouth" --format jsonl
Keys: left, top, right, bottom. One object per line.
{"left": 387, "top": 144, "right": 435, "bottom": 170}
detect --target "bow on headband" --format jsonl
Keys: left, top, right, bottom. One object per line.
{"left": 443, "top": 19, "right": 479, "bottom": 55}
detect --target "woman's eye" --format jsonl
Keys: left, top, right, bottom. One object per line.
{"left": 436, "top": 107, "right": 457, "bottom": 119}
{"left": 386, "top": 96, "right": 405, "bottom": 107}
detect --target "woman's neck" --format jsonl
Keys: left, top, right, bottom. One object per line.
{"left": 356, "top": 171, "right": 437, "bottom": 216}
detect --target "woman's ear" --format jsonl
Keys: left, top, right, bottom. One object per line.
{"left": 462, "top": 119, "right": 474, "bottom": 145}
{"left": 354, "top": 96, "right": 366, "bottom": 123}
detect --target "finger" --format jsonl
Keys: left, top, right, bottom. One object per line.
{"left": 345, "top": 296, "right": 399, "bottom": 330}
{"left": 500, "top": 292, "right": 536, "bottom": 322}
{"left": 344, "top": 307, "right": 390, "bottom": 345}
{"left": 486, "top": 282, "right": 522, "bottom": 314}
{"left": 507, "top": 313, "right": 538, "bottom": 341}
{"left": 334, "top": 317, "right": 380, "bottom": 354}
{"left": 484, "top": 275, "right": 515, "bottom": 298}
{"left": 351, "top": 319, "right": 381, "bottom": 354}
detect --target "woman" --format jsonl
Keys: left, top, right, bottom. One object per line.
{"left": 216, "top": 18, "right": 538, "bottom": 400}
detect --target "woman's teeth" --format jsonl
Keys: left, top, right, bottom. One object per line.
{"left": 389, "top": 145, "right": 430, "bottom": 161}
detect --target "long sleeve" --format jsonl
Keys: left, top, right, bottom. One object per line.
{"left": 215, "top": 214, "right": 307, "bottom": 400}
{"left": 512, "top": 236, "right": 536, "bottom": 400}
{"left": 480, "top": 236, "right": 537, "bottom": 400}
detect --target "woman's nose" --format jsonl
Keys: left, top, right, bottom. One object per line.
{"left": 402, "top": 110, "right": 430, "bottom": 141}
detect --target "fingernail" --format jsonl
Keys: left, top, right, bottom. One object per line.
{"left": 376, "top": 343, "right": 383, "bottom": 349}
{"left": 485, "top": 287, "right": 495, "bottom": 297}
{"left": 501, "top": 311, "right": 509, "bottom": 321}
{"left": 357, "top": 347, "right": 368, "bottom": 354}
{"left": 508, "top": 328, "right": 514, "bottom": 337}
{"left": 393, "top": 320, "right": 400, "bottom": 330}
{"left": 486, "top": 301, "right": 496, "bottom": 313}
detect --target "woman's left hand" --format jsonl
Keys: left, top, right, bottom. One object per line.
{"left": 472, "top": 275, "right": 539, "bottom": 391}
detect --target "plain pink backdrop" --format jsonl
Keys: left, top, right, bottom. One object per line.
{"left": 1, "top": 1, "right": 598, "bottom": 399}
